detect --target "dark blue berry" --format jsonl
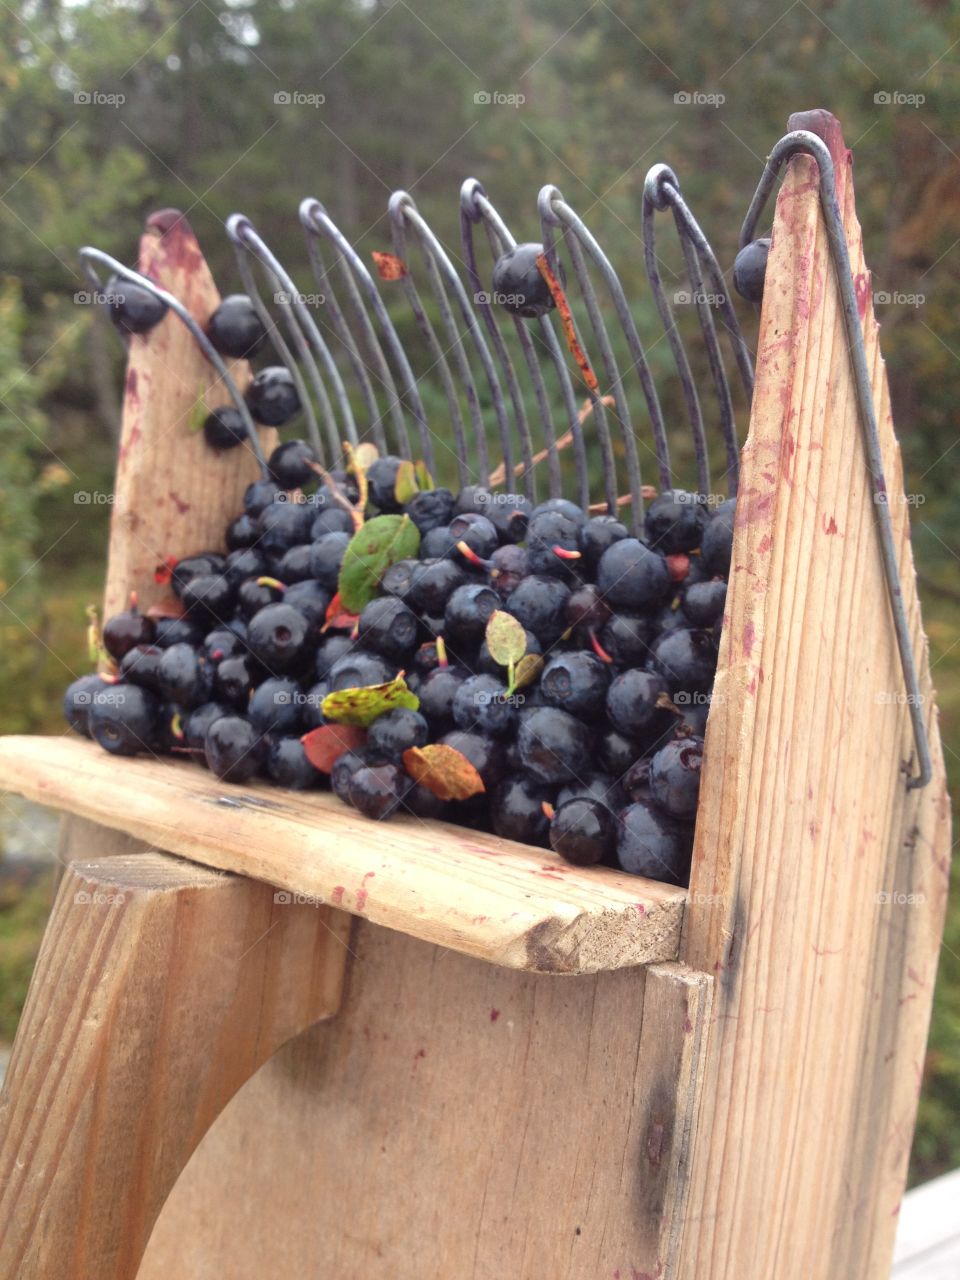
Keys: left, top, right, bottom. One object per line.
{"left": 107, "top": 276, "right": 167, "bottom": 335}
{"left": 63, "top": 674, "right": 111, "bottom": 737}
{"left": 90, "top": 683, "right": 160, "bottom": 755}
{"left": 550, "top": 797, "right": 615, "bottom": 865}
{"left": 733, "top": 238, "right": 770, "bottom": 304}
{"left": 649, "top": 737, "right": 703, "bottom": 820}
{"left": 367, "top": 708, "right": 429, "bottom": 759}
{"left": 246, "top": 603, "right": 309, "bottom": 671}
{"left": 616, "top": 802, "right": 690, "bottom": 885}
{"left": 203, "top": 406, "right": 248, "bottom": 450}
{"left": 490, "top": 243, "right": 559, "bottom": 318}
{"left": 248, "top": 677, "right": 303, "bottom": 734}
{"left": 207, "top": 294, "right": 267, "bottom": 359}
{"left": 517, "top": 707, "right": 592, "bottom": 785}
{"left": 204, "top": 715, "right": 263, "bottom": 782}
{"left": 246, "top": 366, "right": 301, "bottom": 427}
{"left": 597, "top": 539, "right": 670, "bottom": 611}
{"left": 269, "top": 439, "right": 318, "bottom": 490}
{"left": 266, "top": 737, "right": 320, "bottom": 789}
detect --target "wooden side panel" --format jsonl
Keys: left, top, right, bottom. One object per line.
{"left": 103, "top": 209, "right": 275, "bottom": 620}
{"left": 140, "top": 929, "right": 711, "bottom": 1280}
{"left": 677, "top": 111, "right": 952, "bottom": 1280}
{"left": 0, "top": 844, "right": 349, "bottom": 1280}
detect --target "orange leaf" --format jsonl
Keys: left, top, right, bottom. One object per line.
{"left": 536, "top": 252, "right": 598, "bottom": 393}
{"left": 322, "top": 591, "right": 359, "bottom": 632}
{"left": 402, "top": 744, "right": 485, "bottom": 802}
{"left": 154, "top": 554, "right": 178, "bottom": 585}
{"left": 301, "top": 724, "right": 368, "bottom": 773}
{"left": 372, "top": 251, "right": 408, "bottom": 281}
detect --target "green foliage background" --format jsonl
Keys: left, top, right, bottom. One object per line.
{"left": 0, "top": 0, "right": 957, "bottom": 1185}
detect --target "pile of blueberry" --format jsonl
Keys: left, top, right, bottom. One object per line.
{"left": 66, "top": 252, "right": 740, "bottom": 888}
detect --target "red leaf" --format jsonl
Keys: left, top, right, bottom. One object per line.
{"left": 372, "top": 251, "right": 408, "bottom": 281}
{"left": 301, "top": 724, "right": 368, "bottom": 773}
{"left": 322, "top": 591, "right": 359, "bottom": 632}
{"left": 154, "top": 555, "right": 178, "bottom": 585}
{"left": 402, "top": 744, "right": 485, "bottom": 802}
{"left": 535, "top": 252, "right": 599, "bottom": 392}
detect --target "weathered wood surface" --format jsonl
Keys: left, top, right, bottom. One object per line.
{"left": 0, "top": 848, "right": 348, "bottom": 1280}
{"left": 677, "top": 109, "right": 952, "bottom": 1280}
{"left": 102, "top": 208, "right": 274, "bottom": 622}
{"left": 0, "top": 735, "right": 685, "bottom": 974}
{"left": 139, "top": 929, "right": 711, "bottom": 1280}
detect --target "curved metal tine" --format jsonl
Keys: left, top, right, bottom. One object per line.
{"left": 642, "top": 166, "right": 711, "bottom": 496}
{"left": 391, "top": 192, "right": 516, "bottom": 491}
{"left": 538, "top": 193, "right": 622, "bottom": 523}
{"left": 459, "top": 181, "right": 528, "bottom": 498}
{"left": 674, "top": 212, "right": 740, "bottom": 493}
{"left": 542, "top": 186, "right": 677, "bottom": 531}
{"left": 661, "top": 181, "right": 755, "bottom": 403}
{"left": 228, "top": 214, "right": 358, "bottom": 464}
{"left": 741, "top": 129, "right": 931, "bottom": 791}
{"left": 468, "top": 187, "right": 582, "bottom": 505}
{"left": 543, "top": 189, "right": 672, "bottom": 503}
{"left": 78, "top": 247, "right": 269, "bottom": 474}
{"left": 224, "top": 224, "right": 326, "bottom": 462}
{"left": 300, "top": 199, "right": 416, "bottom": 461}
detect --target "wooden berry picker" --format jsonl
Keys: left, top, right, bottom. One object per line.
{"left": 0, "top": 109, "right": 951, "bottom": 1280}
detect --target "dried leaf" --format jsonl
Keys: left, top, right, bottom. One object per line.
{"left": 301, "top": 723, "right": 368, "bottom": 772}
{"left": 394, "top": 459, "right": 420, "bottom": 505}
{"left": 322, "top": 591, "right": 359, "bottom": 633}
{"left": 322, "top": 672, "right": 420, "bottom": 728}
{"left": 402, "top": 744, "right": 485, "bottom": 801}
{"left": 372, "top": 251, "right": 407, "bottom": 281}
{"left": 154, "top": 554, "right": 178, "bottom": 585}
{"left": 485, "top": 610, "right": 527, "bottom": 668}
{"left": 338, "top": 513, "right": 421, "bottom": 613}
{"left": 414, "top": 460, "right": 434, "bottom": 491}
{"left": 513, "top": 652, "right": 544, "bottom": 690}
{"left": 536, "top": 252, "right": 599, "bottom": 392}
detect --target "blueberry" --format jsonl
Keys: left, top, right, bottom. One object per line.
{"left": 733, "top": 238, "right": 770, "bottom": 304}
{"left": 207, "top": 294, "right": 268, "bottom": 359}
{"left": 490, "top": 243, "right": 559, "bottom": 319}
{"left": 269, "top": 439, "right": 318, "bottom": 490}
{"left": 649, "top": 629, "right": 717, "bottom": 697}
{"left": 315, "top": 634, "right": 356, "bottom": 680}
{"left": 102, "top": 606, "right": 155, "bottom": 661}
{"left": 683, "top": 579, "right": 727, "bottom": 627}
{"left": 244, "top": 478, "right": 282, "bottom": 517}
{"left": 367, "top": 708, "right": 429, "bottom": 759}
{"left": 248, "top": 677, "right": 303, "bottom": 734}
{"left": 540, "top": 652, "right": 610, "bottom": 719}
{"left": 310, "top": 507, "right": 355, "bottom": 538}
{"left": 246, "top": 603, "right": 309, "bottom": 671}
{"left": 605, "top": 669, "right": 672, "bottom": 740}
{"left": 119, "top": 644, "right": 164, "bottom": 692}
{"left": 408, "top": 558, "right": 468, "bottom": 615}
{"left": 226, "top": 513, "right": 259, "bottom": 550}
{"left": 599, "top": 613, "right": 651, "bottom": 667}
{"left": 448, "top": 512, "right": 498, "bottom": 566}
{"left": 444, "top": 582, "right": 500, "bottom": 645}
{"left": 90, "top": 683, "right": 160, "bottom": 756}
{"left": 326, "top": 651, "right": 395, "bottom": 692}
{"left": 366, "top": 456, "right": 403, "bottom": 513}
{"left": 596, "top": 539, "right": 670, "bottom": 611}
{"left": 309, "top": 531, "right": 351, "bottom": 590}
{"left": 616, "top": 802, "right": 691, "bottom": 885}
{"left": 649, "top": 737, "right": 703, "bottom": 820}
{"left": 179, "top": 573, "right": 235, "bottom": 623}
{"left": 505, "top": 575, "right": 571, "bottom": 647}
{"left": 525, "top": 509, "right": 583, "bottom": 577}
{"left": 283, "top": 580, "right": 330, "bottom": 627}
{"left": 214, "top": 655, "right": 256, "bottom": 708}
{"left": 266, "top": 737, "right": 320, "bottom": 790}
{"left": 276, "top": 545, "right": 315, "bottom": 584}
{"left": 439, "top": 729, "right": 504, "bottom": 789}
{"left": 257, "top": 499, "right": 313, "bottom": 552}
{"left": 153, "top": 616, "right": 206, "bottom": 649}
{"left": 701, "top": 497, "right": 736, "bottom": 577}
{"left": 550, "top": 797, "right": 615, "bottom": 866}
{"left": 204, "top": 715, "right": 263, "bottom": 782}
{"left": 643, "top": 490, "right": 709, "bottom": 554}
{"left": 517, "top": 707, "right": 592, "bottom": 785}
{"left": 203, "top": 406, "right": 248, "bottom": 451}
{"left": 405, "top": 487, "right": 455, "bottom": 534}
{"left": 63, "top": 674, "right": 111, "bottom": 737}
{"left": 106, "top": 276, "right": 167, "bottom": 335}
{"left": 184, "top": 702, "right": 232, "bottom": 752}
{"left": 358, "top": 596, "right": 420, "bottom": 661}
{"left": 246, "top": 366, "right": 301, "bottom": 427}
{"left": 582, "top": 515, "right": 628, "bottom": 574}
{"left": 492, "top": 777, "right": 553, "bottom": 846}
{"left": 159, "top": 644, "right": 214, "bottom": 709}
{"left": 452, "top": 674, "right": 517, "bottom": 736}
{"left": 417, "top": 666, "right": 467, "bottom": 734}
{"left": 349, "top": 760, "right": 411, "bottom": 818}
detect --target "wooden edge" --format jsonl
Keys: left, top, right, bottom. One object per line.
{"left": 0, "top": 735, "right": 686, "bottom": 975}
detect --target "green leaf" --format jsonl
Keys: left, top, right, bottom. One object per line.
{"left": 188, "top": 394, "right": 207, "bottom": 434}
{"left": 337, "top": 514, "right": 421, "bottom": 613}
{"left": 485, "top": 610, "right": 527, "bottom": 668}
{"left": 322, "top": 672, "right": 420, "bottom": 728}
{"left": 394, "top": 459, "right": 420, "bottom": 505}
{"left": 414, "top": 460, "right": 435, "bottom": 491}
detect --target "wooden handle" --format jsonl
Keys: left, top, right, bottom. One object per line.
{"left": 103, "top": 209, "right": 276, "bottom": 621}
{"left": 0, "top": 846, "right": 349, "bottom": 1280}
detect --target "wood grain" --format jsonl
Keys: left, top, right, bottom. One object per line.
{"left": 0, "top": 846, "right": 349, "bottom": 1280}
{"left": 140, "top": 928, "right": 712, "bottom": 1280}
{"left": 677, "top": 111, "right": 952, "bottom": 1280}
{"left": 102, "top": 208, "right": 275, "bottom": 622}
{"left": 0, "top": 735, "right": 685, "bottom": 974}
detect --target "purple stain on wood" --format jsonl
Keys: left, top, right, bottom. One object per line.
{"left": 355, "top": 870, "right": 376, "bottom": 912}
{"left": 646, "top": 1121, "right": 665, "bottom": 1168}
{"left": 854, "top": 272, "right": 870, "bottom": 319}
{"left": 168, "top": 491, "right": 190, "bottom": 515}
{"left": 330, "top": 886, "right": 345, "bottom": 905}
{"left": 742, "top": 620, "right": 756, "bottom": 660}
{"left": 490, "top": 1008, "right": 500, "bottom": 1022}
{"left": 823, "top": 514, "right": 838, "bottom": 535}
{"left": 683, "top": 1016, "right": 693, "bottom": 1033}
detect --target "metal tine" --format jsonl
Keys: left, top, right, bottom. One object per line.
{"left": 227, "top": 214, "right": 358, "bottom": 464}
{"left": 77, "top": 246, "right": 269, "bottom": 474}
{"left": 675, "top": 219, "right": 740, "bottom": 493}
{"left": 641, "top": 165, "right": 711, "bottom": 497}
{"left": 540, "top": 186, "right": 673, "bottom": 506}
{"left": 538, "top": 198, "right": 621, "bottom": 523}
{"left": 740, "top": 128, "right": 931, "bottom": 791}
{"left": 300, "top": 199, "right": 419, "bottom": 462}
{"left": 459, "top": 180, "right": 534, "bottom": 501}
{"left": 463, "top": 184, "right": 588, "bottom": 507}
{"left": 389, "top": 192, "right": 518, "bottom": 492}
